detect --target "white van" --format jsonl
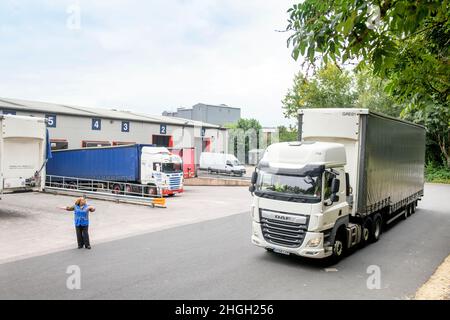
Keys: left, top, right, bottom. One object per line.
{"left": 199, "top": 152, "right": 246, "bottom": 176}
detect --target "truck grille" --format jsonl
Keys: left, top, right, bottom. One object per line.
{"left": 260, "top": 210, "right": 309, "bottom": 248}
{"left": 168, "top": 175, "right": 182, "bottom": 190}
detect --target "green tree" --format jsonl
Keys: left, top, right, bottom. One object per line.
{"left": 231, "top": 118, "right": 262, "bottom": 132}
{"left": 282, "top": 64, "right": 356, "bottom": 118}
{"left": 226, "top": 118, "right": 262, "bottom": 163}
{"left": 355, "top": 68, "right": 402, "bottom": 117}
{"left": 286, "top": 0, "right": 450, "bottom": 166}
{"left": 278, "top": 125, "right": 298, "bottom": 142}
{"left": 282, "top": 64, "right": 400, "bottom": 119}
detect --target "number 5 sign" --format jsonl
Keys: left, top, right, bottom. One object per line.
{"left": 45, "top": 114, "right": 57, "bottom": 128}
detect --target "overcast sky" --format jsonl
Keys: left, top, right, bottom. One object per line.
{"left": 0, "top": 0, "right": 300, "bottom": 126}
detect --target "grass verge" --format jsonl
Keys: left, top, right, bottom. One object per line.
{"left": 425, "top": 164, "right": 450, "bottom": 184}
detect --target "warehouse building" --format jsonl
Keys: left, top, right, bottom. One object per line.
{"left": 0, "top": 97, "right": 228, "bottom": 165}
{"left": 162, "top": 103, "right": 241, "bottom": 126}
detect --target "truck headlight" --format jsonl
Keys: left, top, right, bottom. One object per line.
{"left": 306, "top": 237, "right": 322, "bottom": 248}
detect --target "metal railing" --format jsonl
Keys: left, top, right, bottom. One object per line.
{"left": 45, "top": 175, "right": 163, "bottom": 204}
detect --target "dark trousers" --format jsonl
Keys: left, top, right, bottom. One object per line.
{"left": 75, "top": 226, "right": 90, "bottom": 247}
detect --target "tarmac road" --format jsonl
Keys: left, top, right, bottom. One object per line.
{"left": 0, "top": 183, "right": 449, "bottom": 299}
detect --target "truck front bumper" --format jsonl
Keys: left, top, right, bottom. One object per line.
{"left": 251, "top": 221, "right": 332, "bottom": 259}
{"left": 162, "top": 188, "right": 184, "bottom": 196}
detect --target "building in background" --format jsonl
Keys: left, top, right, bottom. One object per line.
{"left": 163, "top": 103, "right": 240, "bottom": 126}
{"left": 261, "top": 127, "right": 278, "bottom": 146}
{"left": 0, "top": 97, "right": 228, "bottom": 169}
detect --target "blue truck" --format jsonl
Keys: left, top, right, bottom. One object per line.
{"left": 46, "top": 144, "right": 184, "bottom": 196}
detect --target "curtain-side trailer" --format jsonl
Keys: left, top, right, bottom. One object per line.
{"left": 46, "top": 144, "right": 184, "bottom": 196}
{"left": 249, "top": 108, "right": 425, "bottom": 261}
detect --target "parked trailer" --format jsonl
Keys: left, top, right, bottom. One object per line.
{"left": 249, "top": 108, "right": 425, "bottom": 261}
{"left": 46, "top": 144, "right": 183, "bottom": 196}
{"left": 0, "top": 115, "right": 47, "bottom": 197}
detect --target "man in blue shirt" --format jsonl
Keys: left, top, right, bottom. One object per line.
{"left": 63, "top": 197, "right": 96, "bottom": 249}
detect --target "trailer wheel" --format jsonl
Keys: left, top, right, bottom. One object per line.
{"left": 408, "top": 204, "right": 413, "bottom": 217}
{"left": 371, "top": 214, "right": 382, "bottom": 242}
{"left": 403, "top": 205, "right": 410, "bottom": 219}
{"left": 112, "top": 184, "right": 123, "bottom": 195}
{"left": 125, "top": 184, "right": 132, "bottom": 195}
{"left": 148, "top": 186, "right": 157, "bottom": 196}
{"left": 411, "top": 202, "right": 416, "bottom": 214}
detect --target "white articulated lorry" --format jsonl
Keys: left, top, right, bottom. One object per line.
{"left": 249, "top": 109, "right": 425, "bottom": 261}
{"left": 0, "top": 115, "right": 47, "bottom": 197}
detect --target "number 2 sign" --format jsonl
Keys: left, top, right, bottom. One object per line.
{"left": 160, "top": 124, "right": 167, "bottom": 135}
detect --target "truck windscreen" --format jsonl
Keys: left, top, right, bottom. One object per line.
{"left": 162, "top": 163, "right": 182, "bottom": 173}
{"left": 256, "top": 171, "right": 321, "bottom": 202}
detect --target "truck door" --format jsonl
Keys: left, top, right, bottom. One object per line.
{"left": 321, "top": 169, "right": 349, "bottom": 230}
{"left": 3, "top": 138, "right": 42, "bottom": 189}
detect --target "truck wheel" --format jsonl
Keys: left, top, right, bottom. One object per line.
{"left": 361, "top": 218, "right": 372, "bottom": 246}
{"left": 371, "top": 214, "right": 382, "bottom": 242}
{"left": 331, "top": 229, "right": 346, "bottom": 262}
{"left": 125, "top": 185, "right": 132, "bottom": 195}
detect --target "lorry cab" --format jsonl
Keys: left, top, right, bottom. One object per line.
{"left": 140, "top": 146, "right": 184, "bottom": 196}
{"left": 250, "top": 141, "right": 349, "bottom": 259}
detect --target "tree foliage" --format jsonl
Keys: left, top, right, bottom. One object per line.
{"left": 282, "top": 64, "right": 356, "bottom": 118}
{"left": 282, "top": 63, "right": 401, "bottom": 118}
{"left": 231, "top": 118, "right": 262, "bottom": 132}
{"left": 355, "top": 69, "right": 402, "bottom": 117}
{"left": 278, "top": 125, "right": 298, "bottom": 142}
{"left": 286, "top": 0, "right": 450, "bottom": 166}
{"left": 226, "top": 118, "right": 262, "bottom": 163}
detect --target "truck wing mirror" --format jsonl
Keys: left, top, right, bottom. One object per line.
{"left": 249, "top": 185, "right": 256, "bottom": 194}
{"left": 251, "top": 171, "right": 258, "bottom": 185}
{"left": 331, "top": 178, "right": 340, "bottom": 194}
{"left": 330, "top": 193, "right": 339, "bottom": 203}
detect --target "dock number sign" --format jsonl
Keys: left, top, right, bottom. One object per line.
{"left": 160, "top": 124, "right": 167, "bottom": 135}
{"left": 122, "top": 121, "right": 130, "bottom": 132}
{"left": 45, "top": 114, "right": 57, "bottom": 128}
{"left": 92, "top": 118, "right": 101, "bottom": 131}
